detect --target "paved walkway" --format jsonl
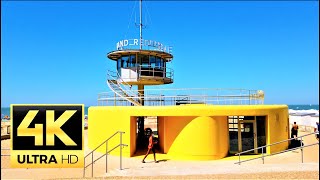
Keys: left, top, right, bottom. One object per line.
{"left": 104, "top": 158, "right": 319, "bottom": 177}
{"left": 1, "top": 130, "right": 319, "bottom": 179}
{"left": 102, "top": 147, "right": 319, "bottom": 177}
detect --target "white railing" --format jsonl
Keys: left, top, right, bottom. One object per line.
{"left": 137, "top": 65, "right": 174, "bottom": 82}
{"left": 107, "top": 70, "right": 140, "bottom": 97}
{"left": 106, "top": 70, "right": 142, "bottom": 106}
{"left": 98, "top": 88, "right": 264, "bottom": 106}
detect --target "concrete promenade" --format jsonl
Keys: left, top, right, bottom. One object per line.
{"left": 1, "top": 129, "right": 319, "bottom": 179}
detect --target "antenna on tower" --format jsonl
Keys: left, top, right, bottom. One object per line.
{"left": 134, "top": 0, "right": 147, "bottom": 50}
{"left": 139, "top": 0, "right": 143, "bottom": 49}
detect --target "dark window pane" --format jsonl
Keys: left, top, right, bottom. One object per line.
{"left": 160, "top": 58, "right": 164, "bottom": 68}
{"left": 117, "top": 59, "right": 121, "bottom": 70}
{"left": 150, "top": 56, "right": 156, "bottom": 68}
{"left": 130, "top": 55, "right": 136, "bottom": 67}
{"left": 122, "top": 56, "right": 129, "bottom": 68}
{"left": 139, "top": 55, "right": 149, "bottom": 67}
{"left": 156, "top": 56, "right": 161, "bottom": 67}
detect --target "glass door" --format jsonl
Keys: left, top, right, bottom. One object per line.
{"left": 229, "top": 116, "right": 258, "bottom": 155}
{"left": 239, "top": 119, "right": 258, "bottom": 154}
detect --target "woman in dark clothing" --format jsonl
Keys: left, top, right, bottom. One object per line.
{"left": 291, "top": 122, "right": 299, "bottom": 138}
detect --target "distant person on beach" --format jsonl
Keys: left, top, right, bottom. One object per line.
{"left": 291, "top": 122, "right": 299, "bottom": 138}
{"left": 142, "top": 128, "right": 158, "bottom": 163}
{"left": 314, "top": 122, "right": 319, "bottom": 141}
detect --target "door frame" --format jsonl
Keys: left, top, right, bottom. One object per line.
{"left": 238, "top": 118, "right": 258, "bottom": 154}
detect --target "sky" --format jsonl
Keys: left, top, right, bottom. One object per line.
{"left": 1, "top": 1, "right": 319, "bottom": 107}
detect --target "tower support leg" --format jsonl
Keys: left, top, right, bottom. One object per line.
{"left": 138, "top": 85, "right": 144, "bottom": 106}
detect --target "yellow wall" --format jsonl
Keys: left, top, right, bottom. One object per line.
{"left": 266, "top": 107, "right": 289, "bottom": 154}
{"left": 88, "top": 105, "right": 288, "bottom": 159}
{"left": 88, "top": 107, "right": 132, "bottom": 157}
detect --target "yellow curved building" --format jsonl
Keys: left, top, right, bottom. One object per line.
{"left": 88, "top": 104, "right": 289, "bottom": 160}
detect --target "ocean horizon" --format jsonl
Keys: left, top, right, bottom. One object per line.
{"left": 1, "top": 104, "right": 319, "bottom": 117}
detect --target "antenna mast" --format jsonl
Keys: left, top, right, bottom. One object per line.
{"left": 139, "top": 0, "right": 143, "bottom": 49}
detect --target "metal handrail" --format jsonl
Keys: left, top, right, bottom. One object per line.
{"left": 99, "top": 88, "right": 261, "bottom": 98}
{"left": 99, "top": 87, "right": 262, "bottom": 104}
{"left": 115, "top": 70, "right": 142, "bottom": 97}
{"left": 235, "top": 131, "right": 319, "bottom": 165}
{"left": 137, "top": 65, "right": 174, "bottom": 80}
{"left": 235, "top": 131, "right": 318, "bottom": 155}
{"left": 98, "top": 98, "right": 261, "bottom": 106}
{"left": 104, "top": 84, "right": 259, "bottom": 106}
{"left": 106, "top": 70, "right": 142, "bottom": 106}
{"left": 107, "top": 70, "right": 141, "bottom": 97}
{"left": 83, "top": 131, "right": 128, "bottom": 178}
{"left": 100, "top": 94, "right": 260, "bottom": 99}
{"left": 98, "top": 91, "right": 264, "bottom": 106}
{"left": 235, "top": 142, "right": 319, "bottom": 165}
{"left": 99, "top": 87, "right": 260, "bottom": 93}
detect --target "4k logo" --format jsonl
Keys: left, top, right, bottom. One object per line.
{"left": 11, "top": 105, "right": 84, "bottom": 168}
{"left": 17, "top": 110, "right": 77, "bottom": 147}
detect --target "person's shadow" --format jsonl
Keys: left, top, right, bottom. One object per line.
{"left": 142, "top": 159, "right": 169, "bottom": 163}
{"left": 156, "top": 159, "right": 169, "bottom": 163}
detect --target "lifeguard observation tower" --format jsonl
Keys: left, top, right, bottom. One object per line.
{"left": 103, "top": 0, "right": 174, "bottom": 149}
{"left": 89, "top": 0, "right": 289, "bottom": 161}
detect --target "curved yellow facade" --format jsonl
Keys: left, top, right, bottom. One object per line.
{"left": 88, "top": 105, "right": 289, "bottom": 160}
{"left": 165, "top": 116, "right": 228, "bottom": 160}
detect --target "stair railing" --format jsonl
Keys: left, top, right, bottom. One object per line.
{"left": 83, "top": 131, "right": 128, "bottom": 177}
{"left": 235, "top": 131, "right": 319, "bottom": 165}
{"left": 109, "top": 70, "right": 141, "bottom": 97}
{"left": 106, "top": 70, "right": 142, "bottom": 106}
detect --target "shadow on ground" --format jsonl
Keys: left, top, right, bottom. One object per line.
{"left": 157, "top": 159, "right": 169, "bottom": 163}
{"left": 133, "top": 147, "right": 163, "bottom": 156}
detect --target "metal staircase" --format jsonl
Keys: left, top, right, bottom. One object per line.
{"left": 106, "top": 70, "right": 142, "bottom": 106}
{"left": 83, "top": 131, "right": 128, "bottom": 177}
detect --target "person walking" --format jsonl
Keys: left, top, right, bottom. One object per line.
{"left": 314, "top": 121, "right": 319, "bottom": 141}
{"left": 142, "top": 128, "right": 158, "bottom": 163}
{"left": 291, "top": 122, "right": 299, "bottom": 138}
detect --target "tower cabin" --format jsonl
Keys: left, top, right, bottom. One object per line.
{"left": 107, "top": 48, "right": 174, "bottom": 85}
